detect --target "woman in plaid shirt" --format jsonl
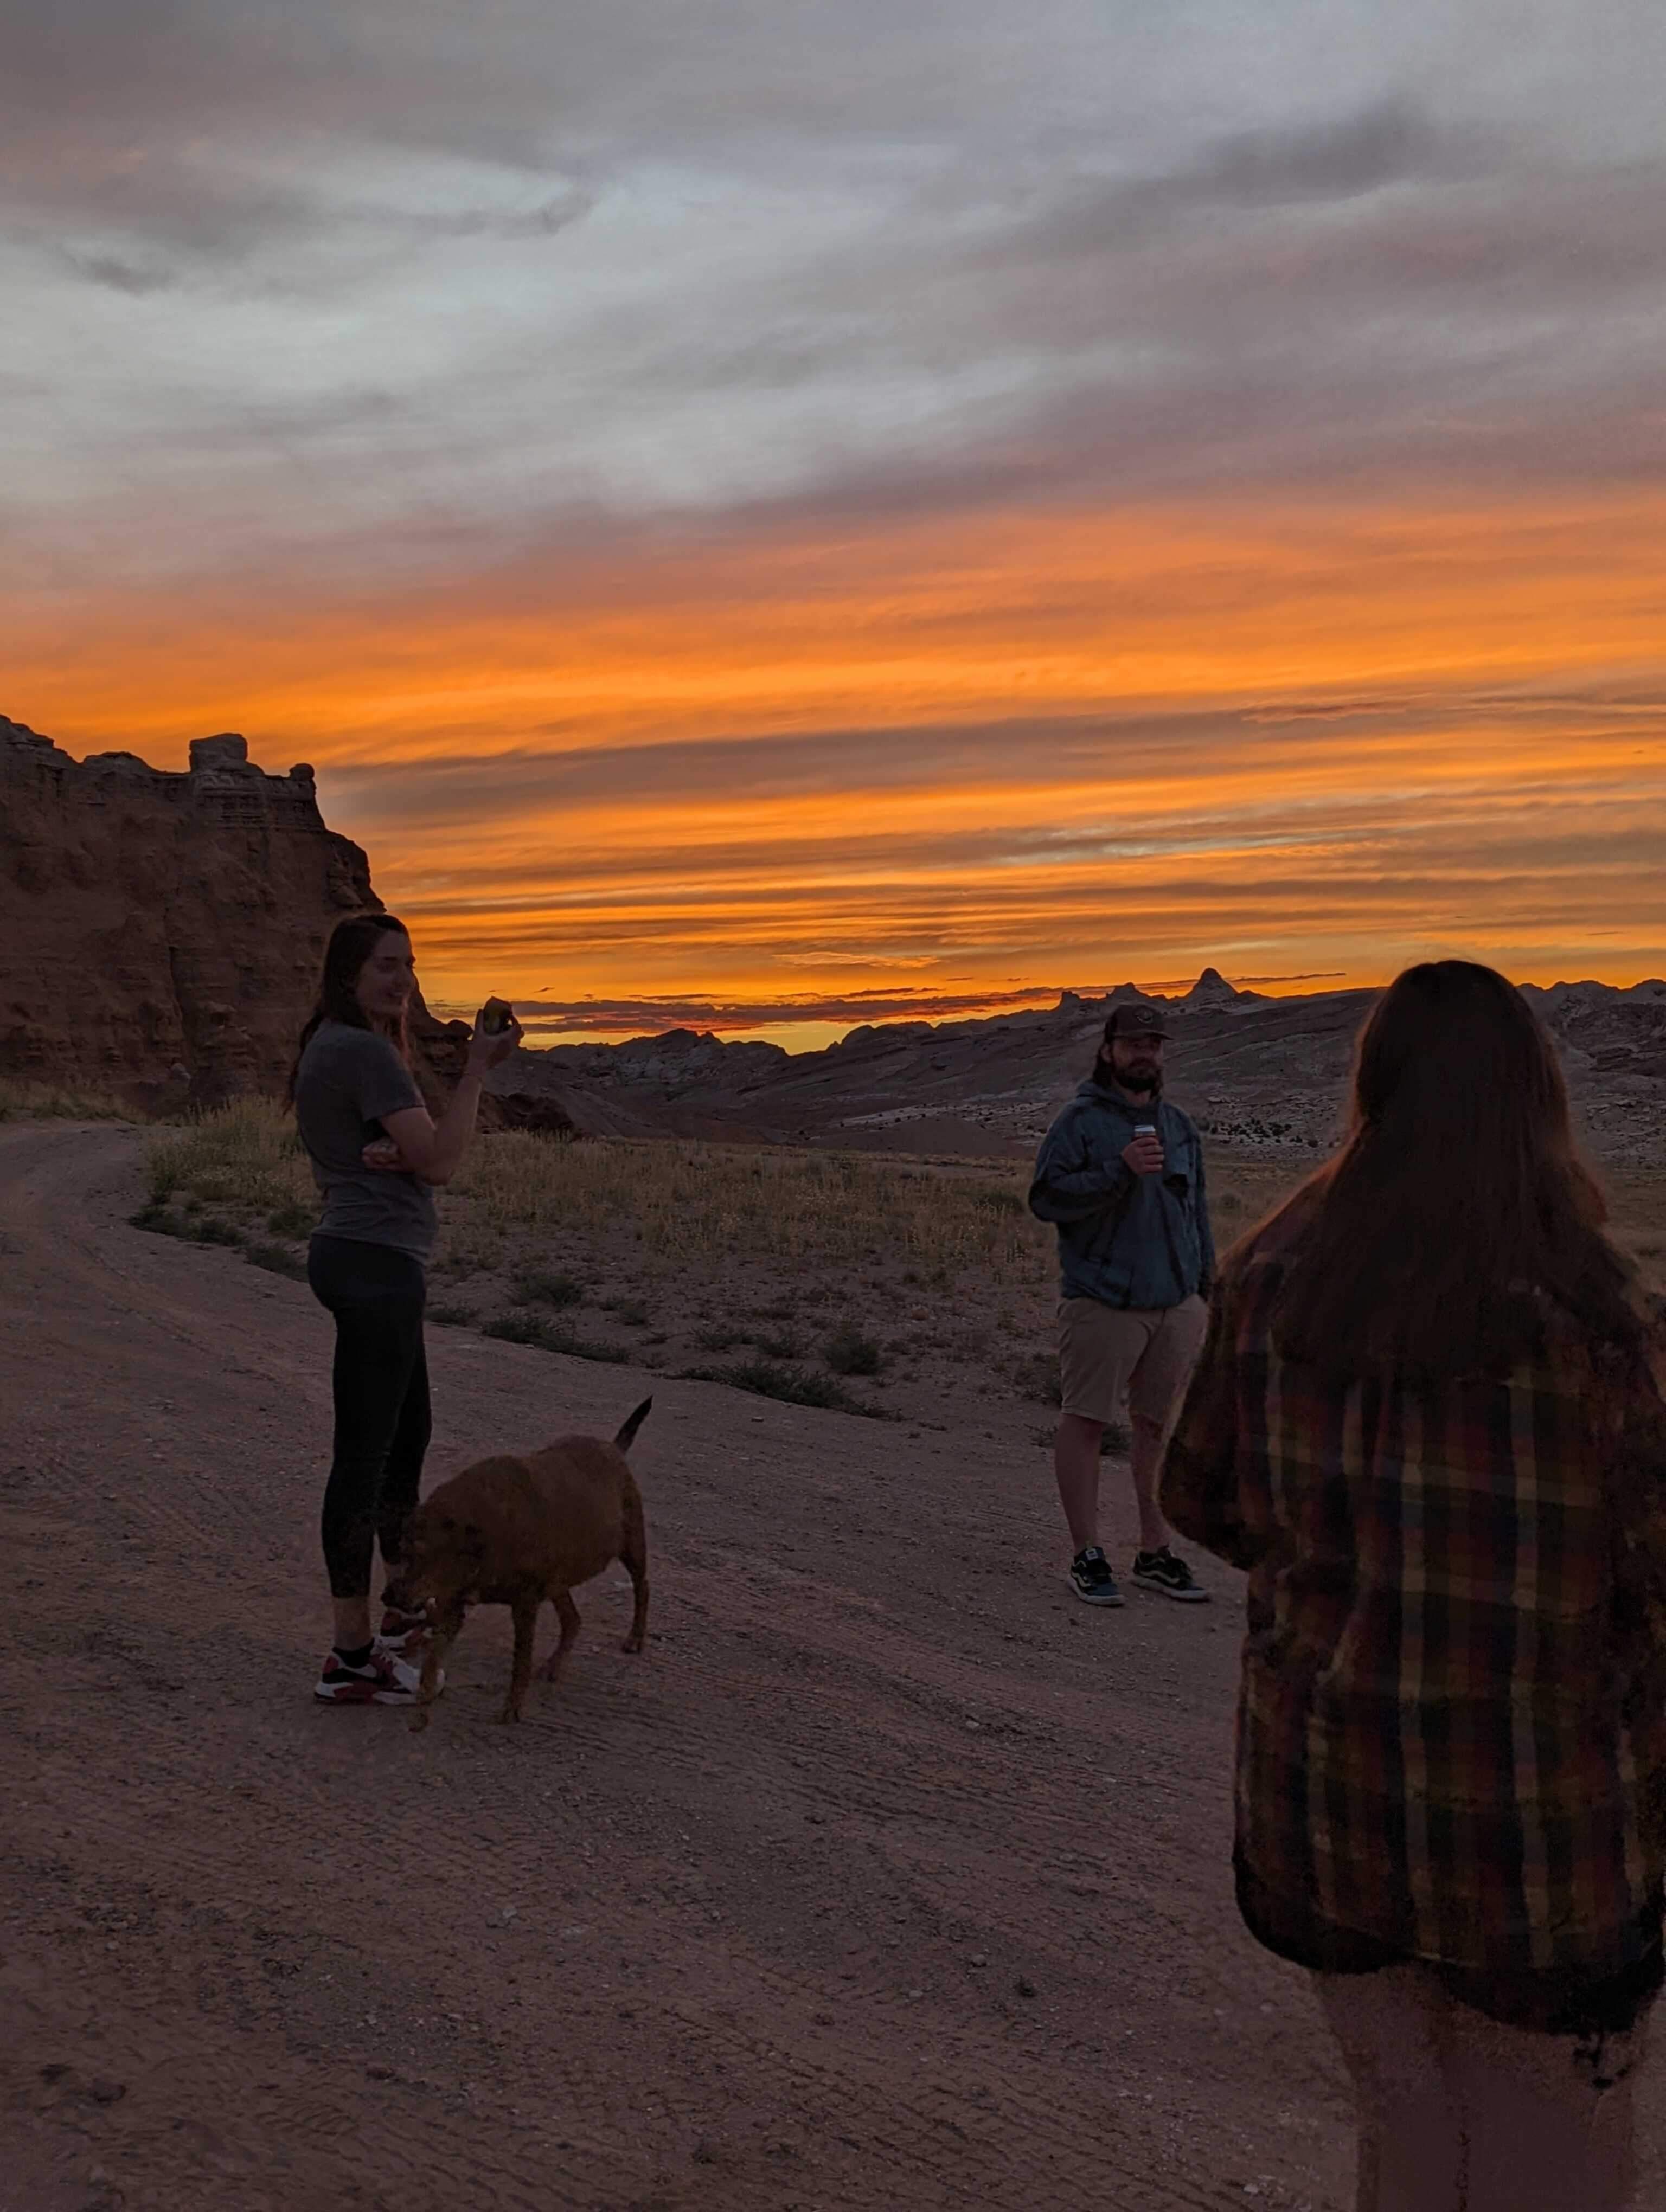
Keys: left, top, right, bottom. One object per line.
{"left": 1163, "top": 961, "right": 1666, "bottom": 2212}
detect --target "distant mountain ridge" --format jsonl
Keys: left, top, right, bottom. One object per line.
{"left": 493, "top": 969, "right": 1666, "bottom": 1168}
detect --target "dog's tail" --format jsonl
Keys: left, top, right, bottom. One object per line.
{"left": 614, "top": 1396, "right": 653, "bottom": 1452}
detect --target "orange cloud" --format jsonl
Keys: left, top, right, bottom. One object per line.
{"left": 8, "top": 488, "right": 1665, "bottom": 1021}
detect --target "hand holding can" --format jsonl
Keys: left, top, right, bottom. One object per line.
{"left": 1124, "top": 1121, "right": 1164, "bottom": 1175}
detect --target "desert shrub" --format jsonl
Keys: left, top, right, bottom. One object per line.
{"left": 266, "top": 1201, "right": 316, "bottom": 1236}
{"left": 824, "top": 1325, "right": 885, "bottom": 1377}
{"left": 1011, "top": 1352, "right": 1061, "bottom": 1405}
{"left": 191, "top": 1217, "right": 244, "bottom": 1247}
{"left": 148, "top": 1098, "right": 310, "bottom": 1216}
{"left": 678, "top": 1358, "right": 872, "bottom": 1413}
{"left": 0, "top": 1078, "right": 133, "bottom": 1123}
{"left": 610, "top": 1300, "right": 652, "bottom": 1326}
{"left": 479, "top": 1310, "right": 550, "bottom": 1347}
{"left": 694, "top": 1324, "right": 751, "bottom": 1352}
{"left": 244, "top": 1240, "right": 309, "bottom": 1280}
{"left": 513, "top": 1268, "right": 585, "bottom": 1308}
{"left": 427, "top": 1302, "right": 478, "bottom": 1326}
{"left": 479, "top": 1310, "right": 629, "bottom": 1363}
{"left": 753, "top": 1326, "right": 806, "bottom": 1359}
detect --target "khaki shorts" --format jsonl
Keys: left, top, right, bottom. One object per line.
{"left": 1057, "top": 1293, "right": 1208, "bottom": 1430}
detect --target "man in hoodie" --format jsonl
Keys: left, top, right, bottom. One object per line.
{"left": 1028, "top": 1002, "right": 1213, "bottom": 1607}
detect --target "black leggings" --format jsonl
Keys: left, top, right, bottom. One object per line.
{"left": 308, "top": 1235, "right": 432, "bottom": 1599}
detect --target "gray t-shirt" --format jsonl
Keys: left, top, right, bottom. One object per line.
{"left": 294, "top": 1020, "right": 438, "bottom": 1262}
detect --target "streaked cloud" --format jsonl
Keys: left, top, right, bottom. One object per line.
{"left": 3, "top": 2, "right": 1664, "bottom": 1028}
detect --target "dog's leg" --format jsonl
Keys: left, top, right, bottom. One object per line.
{"left": 620, "top": 1480, "right": 650, "bottom": 1654}
{"left": 539, "top": 1590, "right": 581, "bottom": 1683}
{"left": 410, "top": 1605, "right": 465, "bottom": 1734}
{"left": 502, "top": 1594, "right": 540, "bottom": 1723}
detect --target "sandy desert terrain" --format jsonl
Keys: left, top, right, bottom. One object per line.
{"left": 4, "top": 1118, "right": 1664, "bottom": 2212}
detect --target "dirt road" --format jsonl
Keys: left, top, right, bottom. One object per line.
{"left": 3, "top": 1124, "right": 1658, "bottom": 2211}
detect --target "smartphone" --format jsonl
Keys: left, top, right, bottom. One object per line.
{"left": 479, "top": 996, "right": 515, "bottom": 1036}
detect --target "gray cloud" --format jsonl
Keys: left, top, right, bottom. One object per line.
{"left": 5, "top": 2, "right": 1666, "bottom": 598}
{"left": 59, "top": 249, "right": 175, "bottom": 294}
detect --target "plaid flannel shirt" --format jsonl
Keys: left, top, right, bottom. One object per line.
{"left": 1162, "top": 1203, "right": 1666, "bottom": 1980}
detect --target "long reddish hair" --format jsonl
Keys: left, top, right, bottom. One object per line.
{"left": 287, "top": 913, "right": 412, "bottom": 1101}
{"left": 1267, "top": 960, "right": 1639, "bottom": 1377}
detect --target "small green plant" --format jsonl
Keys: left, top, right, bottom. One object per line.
{"left": 191, "top": 1217, "right": 244, "bottom": 1248}
{"left": 824, "top": 1324, "right": 885, "bottom": 1377}
{"left": 512, "top": 1269, "right": 585, "bottom": 1308}
{"left": 427, "top": 1302, "right": 478, "bottom": 1327}
{"left": 612, "top": 1300, "right": 652, "bottom": 1326}
{"left": 266, "top": 1201, "right": 316, "bottom": 1236}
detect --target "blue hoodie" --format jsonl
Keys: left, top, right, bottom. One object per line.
{"left": 1028, "top": 1079, "right": 1214, "bottom": 1310}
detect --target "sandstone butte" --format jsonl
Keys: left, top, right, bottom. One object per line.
{"left": 0, "top": 714, "right": 569, "bottom": 1132}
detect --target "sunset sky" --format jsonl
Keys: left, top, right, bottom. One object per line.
{"left": 5, "top": 3, "right": 1664, "bottom": 1046}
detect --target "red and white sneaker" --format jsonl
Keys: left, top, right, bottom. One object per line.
{"left": 376, "top": 1606, "right": 432, "bottom": 1660}
{"left": 313, "top": 1644, "right": 424, "bottom": 1705}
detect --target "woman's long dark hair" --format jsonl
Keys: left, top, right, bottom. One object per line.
{"left": 286, "top": 912, "right": 412, "bottom": 1102}
{"left": 1269, "top": 960, "right": 1639, "bottom": 1377}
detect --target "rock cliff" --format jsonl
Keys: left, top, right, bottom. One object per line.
{"left": 0, "top": 715, "right": 571, "bottom": 1130}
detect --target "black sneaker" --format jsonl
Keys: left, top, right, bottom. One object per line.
{"left": 1068, "top": 1546, "right": 1125, "bottom": 1606}
{"left": 1131, "top": 1546, "right": 1208, "bottom": 1603}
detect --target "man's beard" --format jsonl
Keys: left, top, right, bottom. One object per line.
{"left": 1100, "top": 1053, "right": 1163, "bottom": 1098}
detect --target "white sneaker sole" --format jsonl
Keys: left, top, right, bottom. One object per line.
{"left": 1130, "top": 1573, "right": 1209, "bottom": 1603}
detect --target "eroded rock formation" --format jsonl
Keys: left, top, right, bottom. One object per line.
{"left": 0, "top": 715, "right": 572, "bottom": 1133}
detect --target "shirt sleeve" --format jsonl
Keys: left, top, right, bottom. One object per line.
{"left": 344, "top": 1033, "right": 424, "bottom": 1125}
{"left": 1161, "top": 1279, "right": 1259, "bottom": 1568}
{"left": 1028, "top": 1108, "right": 1132, "bottom": 1224}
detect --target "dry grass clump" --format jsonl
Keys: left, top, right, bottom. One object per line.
{"left": 0, "top": 1077, "right": 135, "bottom": 1123}
{"left": 456, "top": 1134, "right": 1051, "bottom": 1282}
{"left": 145, "top": 1110, "right": 1050, "bottom": 1284}
{"left": 147, "top": 1098, "right": 311, "bottom": 1217}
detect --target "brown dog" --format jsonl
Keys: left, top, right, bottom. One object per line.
{"left": 384, "top": 1397, "right": 652, "bottom": 1729}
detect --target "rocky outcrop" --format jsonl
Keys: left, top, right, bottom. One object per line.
{"left": 1182, "top": 965, "right": 1246, "bottom": 1009}
{"left": 0, "top": 715, "right": 575, "bottom": 1134}
{"left": 1, "top": 718, "right": 378, "bottom": 1110}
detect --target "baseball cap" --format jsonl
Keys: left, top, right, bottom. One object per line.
{"left": 1103, "top": 1001, "right": 1169, "bottom": 1040}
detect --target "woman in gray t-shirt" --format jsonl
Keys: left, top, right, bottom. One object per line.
{"left": 290, "top": 912, "right": 518, "bottom": 1705}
